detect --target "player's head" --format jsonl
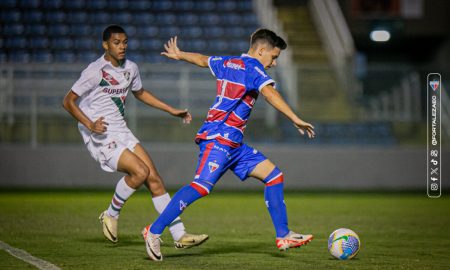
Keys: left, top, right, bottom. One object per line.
{"left": 102, "top": 25, "right": 128, "bottom": 65}
{"left": 249, "top": 29, "right": 287, "bottom": 70}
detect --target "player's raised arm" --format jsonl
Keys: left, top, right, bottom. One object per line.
{"left": 260, "top": 84, "right": 315, "bottom": 138}
{"left": 132, "top": 88, "right": 192, "bottom": 124}
{"left": 161, "top": 36, "right": 209, "bottom": 68}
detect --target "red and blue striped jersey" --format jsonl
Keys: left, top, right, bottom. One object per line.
{"left": 195, "top": 54, "right": 275, "bottom": 147}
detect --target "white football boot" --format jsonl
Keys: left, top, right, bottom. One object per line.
{"left": 276, "top": 231, "right": 313, "bottom": 251}
{"left": 142, "top": 225, "right": 163, "bottom": 261}
{"left": 98, "top": 210, "right": 118, "bottom": 243}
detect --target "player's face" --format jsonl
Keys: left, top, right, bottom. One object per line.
{"left": 103, "top": 33, "right": 128, "bottom": 66}
{"left": 260, "top": 46, "right": 281, "bottom": 70}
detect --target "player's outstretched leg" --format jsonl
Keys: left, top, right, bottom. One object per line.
{"left": 262, "top": 167, "right": 313, "bottom": 251}
{"left": 143, "top": 181, "right": 210, "bottom": 260}
{"left": 100, "top": 176, "right": 137, "bottom": 243}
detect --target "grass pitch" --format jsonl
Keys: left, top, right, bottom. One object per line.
{"left": 0, "top": 190, "right": 449, "bottom": 269}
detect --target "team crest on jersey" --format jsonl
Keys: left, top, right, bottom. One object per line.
{"left": 179, "top": 200, "right": 187, "bottom": 211}
{"left": 101, "top": 70, "right": 120, "bottom": 85}
{"left": 429, "top": 80, "right": 439, "bottom": 91}
{"left": 123, "top": 71, "right": 130, "bottom": 81}
{"left": 208, "top": 161, "right": 219, "bottom": 173}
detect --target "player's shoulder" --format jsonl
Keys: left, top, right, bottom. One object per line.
{"left": 124, "top": 58, "right": 139, "bottom": 70}
{"left": 82, "top": 56, "right": 107, "bottom": 74}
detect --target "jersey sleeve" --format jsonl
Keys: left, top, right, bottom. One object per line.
{"left": 248, "top": 65, "right": 276, "bottom": 92}
{"left": 71, "top": 66, "right": 101, "bottom": 96}
{"left": 207, "top": 56, "right": 226, "bottom": 79}
{"left": 131, "top": 64, "right": 143, "bottom": 91}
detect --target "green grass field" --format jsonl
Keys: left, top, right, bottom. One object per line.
{"left": 0, "top": 190, "right": 449, "bottom": 269}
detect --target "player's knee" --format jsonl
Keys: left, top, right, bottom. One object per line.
{"left": 190, "top": 180, "right": 213, "bottom": 197}
{"left": 263, "top": 167, "right": 284, "bottom": 186}
{"left": 134, "top": 164, "right": 150, "bottom": 182}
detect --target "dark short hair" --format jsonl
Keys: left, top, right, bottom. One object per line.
{"left": 102, "top": 25, "right": 127, "bottom": 41}
{"left": 250, "top": 28, "right": 287, "bottom": 50}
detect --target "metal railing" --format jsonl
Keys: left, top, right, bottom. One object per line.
{"left": 0, "top": 63, "right": 276, "bottom": 147}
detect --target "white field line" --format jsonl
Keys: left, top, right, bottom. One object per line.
{"left": 0, "top": 240, "right": 61, "bottom": 270}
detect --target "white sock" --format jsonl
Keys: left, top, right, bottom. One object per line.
{"left": 107, "top": 177, "right": 136, "bottom": 219}
{"left": 152, "top": 193, "right": 186, "bottom": 241}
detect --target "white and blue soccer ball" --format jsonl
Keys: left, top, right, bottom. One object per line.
{"left": 328, "top": 228, "right": 360, "bottom": 260}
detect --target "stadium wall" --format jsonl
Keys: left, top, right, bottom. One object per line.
{"left": 1, "top": 144, "right": 447, "bottom": 191}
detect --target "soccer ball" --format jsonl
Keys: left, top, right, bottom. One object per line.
{"left": 328, "top": 228, "right": 360, "bottom": 260}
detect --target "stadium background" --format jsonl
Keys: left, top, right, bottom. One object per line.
{"left": 0, "top": 0, "right": 448, "bottom": 189}
{"left": 0, "top": 1, "right": 450, "bottom": 269}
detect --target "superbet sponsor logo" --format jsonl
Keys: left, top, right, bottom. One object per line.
{"left": 102, "top": 87, "right": 128, "bottom": 94}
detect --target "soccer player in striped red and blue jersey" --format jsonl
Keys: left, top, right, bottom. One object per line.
{"left": 142, "top": 29, "right": 315, "bottom": 261}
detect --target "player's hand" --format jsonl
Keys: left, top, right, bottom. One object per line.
{"left": 171, "top": 108, "right": 192, "bottom": 124}
{"left": 293, "top": 119, "right": 315, "bottom": 139}
{"left": 89, "top": 117, "right": 109, "bottom": 134}
{"left": 161, "top": 36, "right": 182, "bottom": 60}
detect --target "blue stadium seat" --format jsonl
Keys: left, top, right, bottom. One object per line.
{"left": 110, "top": 0, "right": 128, "bottom": 9}
{"left": 73, "top": 38, "right": 95, "bottom": 50}
{"left": 67, "top": 12, "right": 88, "bottom": 24}
{"left": 42, "top": 0, "right": 63, "bottom": 9}
{"left": 129, "top": 0, "right": 151, "bottom": 11}
{"left": 220, "top": 14, "right": 241, "bottom": 25}
{"left": 0, "top": 0, "right": 17, "bottom": 8}
{"left": 76, "top": 51, "right": 98, "bottom": 63}
{"left": 86, "top": 0, "right": 107, "bottom": 10}
{"left": 182, "top": 26, "right": 202, "bottom": 38}
{"left": 155, "top": 13, "right": 176, "bottom": 25}
{"left": 242, "top": 14, "right": 258, "bottom": 26}
{"left": 159, "top": 26, "right": 180, "bottom": 38}
{"left": 70, "top": 25, "right": 91, "bottom": 36}
{"left": 51, "top": 38, "right": 73, "bottom": 50}
{"left": 47, "top": 25, "right": 69, "bottom": 36}
{"left": 1, "top": 10, "right": 21, "bottom": 22}
{"left": 238, "top": 0, "right": 253, "bottom": 11}
{"left": 3, "top": 24, "right": 24, "bottom": 35}
{"left": 194, "top": 1, "right": 215, "bottom": 11}
{"left": 204, "top": 26, "right": 225, "bottom": 38}
{"left": 91, "top": 12, "right": 110, "bottom": 24}
{"left": 217, "top": 1, "right": 237, "bottom": 11}
{"left": 4, "top": 37, "right": 26, "bottom": 49}
{"left": 227, "top": 27, "right": 246, "bottom": 38}
{"left": 185, "top": 40, "right": 207, "bottom": 51}
{"left": 113, "top": 12, "right": 132, "bottom": 24}
{"left": 173, "top": 1, "right": 194, "bottom": 11}
{"left": 178, "top": 13, "right": 199, "bottom": 25}
{"left": 30, "top": 37, "right": 49, "bottom": 49}
{"left": 230, "top": 40, "right": 248, "bottom": 53}
{"left": 26, "top": 24, "right": 46, "bottom": 36}
{"left": 45, "top": 11, "right": 66, "bottom": 23}
{"left": 0, "top": 52, "right": 7, "bottom": 62}
{"left": 22, "top": 10, "right": 43, "bottom": 23}
{"left": 128, "top": 39, "right": 140, "bottom": 50}
{"left": 153, "top": 0, "right": 173, "bottom": 11}
{"left": 133, "top": 13, "right": 156, "bottom": 25}
{"left": 141, "top": 39, "right": 162, "bottom": 50}
{"left": 128, "top": 52, "right": 145, "bottom": 64}
{"left": 53, "top": 51, "right": 76, "bottom": 62}
{"left": 19, "top": 0, "right": 39, "bottom": 8}
{"left": 137, "top": 26, "right": 159, "bottom": 37}
{"left": 9, "top": 51, "right": 30, "bottom": 62}
{"left": 32, "top": 51, "right": 52, "bottom": 63}
{"left": 199, "top": 13, "right": 220, "bottom": 25}
{"left": 63, "top": 0, "right": 85, "bottom": 9}
{"left": 208, "top": 40, "right": 229, "bottom": 52}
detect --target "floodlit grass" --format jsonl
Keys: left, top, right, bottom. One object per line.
{"left": 0, "top": 190, "right": 449, "bottom": 269}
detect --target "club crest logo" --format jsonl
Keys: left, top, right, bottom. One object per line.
{"left": 429, "top": 80, "right": 439, "bottom": 91}
{"left": 208, "top": 161, "right": 219, "bottom": 173}
{"left": 179, "top": 200, "right": 187, "bottom": 211}
{"left": 123, "top": 71, "right": 130, "bottom": 81}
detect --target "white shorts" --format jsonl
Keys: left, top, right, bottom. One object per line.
{"left": 82, "top": 128, "right": 140, "bottom": 172}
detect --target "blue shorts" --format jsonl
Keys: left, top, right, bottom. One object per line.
{"left": 194, "top": 140, "right": 267, "bottom": 186}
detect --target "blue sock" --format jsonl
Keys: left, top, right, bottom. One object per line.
{"left": 150, "top": 181, "right": 210, "bottom": 234}
{"left": 263, "top": 167, "right": 289, "bottom": 238}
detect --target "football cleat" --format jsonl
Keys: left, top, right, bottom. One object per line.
{"left": 142, "top": 225, "right": 163, "bottom": 261}
{"left": 99, "top": 211, "right": 118, "bottom": 243}
{"left": 276, "top": 231, "right": 313, "bottom": 251}
{"left": 174, "top": 233, "right": 209, "bottom": 249}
